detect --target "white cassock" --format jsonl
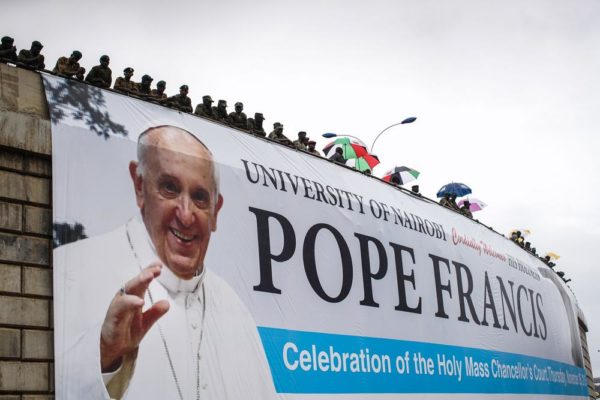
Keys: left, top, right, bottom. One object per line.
{"left": 54, "top": 216, "right": 279, "bottom": 400}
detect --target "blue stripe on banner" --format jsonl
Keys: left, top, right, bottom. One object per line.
{"left": 257, "top": 327, "right": 588, "bottom": 396}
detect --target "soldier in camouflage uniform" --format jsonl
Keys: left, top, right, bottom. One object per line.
{"left": 459, "top": 200, "right": 473, "bottom": 219}
{"left": 439, "top": 194, "right": 452, "bottom": 209}
{"left": 85, "top": 55, "right": 112, "bottom": 88}
{"left": 306, "top": 140, "right": 321, "bottom": 156}
{"left": 150, "top": 80, "right": 167, "bottom": 100}
{"left": 53, "top": 50, "right": 82, "bottom": 78}
{"left": 229, "top": 102, "right": 247, "bottom": 130}
{"left": 165, "top": 84, "right": 193, "bottom": 112}
{"left": 194, "top": 95, "right": 215, "bottom": 119}
{"left": 212, "top": 100, "right": 230, "bottom": 124}
{"left": 17, "top": 41, "right": 45, "bottom": 69}
{"left": 0, "top": 36, "right": 18, "bottom": 63}
{"left": 293, "top": 131, "right": 308, "bottom": 150}
{"left": 303, "top": 136, "right": 310, "bottom": 147}
{"left": 268, "top": 122, "right": 283, "bottom": 140}
{"left": 75, "top": 67, "right": 86, "bottom": 81}
{"left": 268, "top": 122, "right": 293, "bottom": 145}
{"left": 114, "top": 67, "right": 137, "bottom": 94}
{"left": 247, "top": 112, "right": 266, "bottom": 137}
{"left": 136, "top": 75, "right": 153, "bottom": 98}
{"left": 449, "top": 194, "right": 459, "bottom": 210}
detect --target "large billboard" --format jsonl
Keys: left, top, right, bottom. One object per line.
{"left": 45, "top": 74, "right": 588, "bottom": 399}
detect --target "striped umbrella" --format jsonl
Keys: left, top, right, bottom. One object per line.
{"left": 346, "top": 154, "right": 380, "bottom": 172}
{"left": 382, "top": 166, "right": 420, "bottom": 185}
{"left": 322, "top": 137, "right": 368, "bottom": 160}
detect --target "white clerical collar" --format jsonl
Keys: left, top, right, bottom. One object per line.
{"left": 126, "top": 216, "right": 205, "bottom": 295}
{"left": 156, "top": 260, "right": 204, "bottom": 294}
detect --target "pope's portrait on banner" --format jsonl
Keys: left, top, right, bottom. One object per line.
{"left": 54, "top": 125, "right": 278, "bottom": 400}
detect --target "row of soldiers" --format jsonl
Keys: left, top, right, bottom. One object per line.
{"left": 510, "top": 230, "right": 536, "bottom": 253}
{"left": 0, "top": 37, "right": 46, "bottom": 69}
{"left": 0, "top": 40, "right": 142, "bottom": 92}
{"left": 1, "top": 37, "right": 324, "bottom": 156}
{"left": 122, "top": 78, "right": 320, "bottom": 156}
{"left": 510, "top": 231, "right": 541, "bottom": 264}
{"left": 0, "top": 38, "right": 320, "bottom": 151}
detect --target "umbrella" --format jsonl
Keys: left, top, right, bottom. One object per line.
{"left": 346, "top": 154, "right": 380, "bottom": 172}
{"left": 382, "top": 166, "right": 420, "bottom": 185}
{"left": 322, "top": 137, "right": 368, "bottom": 160}
{"left": 546, "top": 252, "right": 561, "bottom": 260}
{"left": 436, "top": 182, "right": 472, "bottom": 198}
{"left": 457, "top": 198, "right": 487, "bottom": 212}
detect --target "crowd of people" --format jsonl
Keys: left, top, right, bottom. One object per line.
{"left": 0, "top": 36, "right": 571, "bottom": 282}
{"left": 509, "top": 231, "right": 569, "bottom": 283}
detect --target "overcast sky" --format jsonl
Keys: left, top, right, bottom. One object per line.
{"left": 5, "top": 0, "right": 600, "bottom": 375}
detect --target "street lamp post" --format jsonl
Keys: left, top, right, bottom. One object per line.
{"left": 322, "top": 117, "right": 416, "bottom": 154}
{"left": 321, "top": 132, "right": 367, "bottom": 147}
{"left": 370, "top": 117, "right": 417, "bottom": 153}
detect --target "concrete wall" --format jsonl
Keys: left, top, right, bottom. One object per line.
{"left": 580, "top": 319, "right": 598, "bottom": 398}
{"left": 0, "top": 63, "right": 53, "bottom": 399}
{"left": 0, "top": 62, "right": 596, "bottom": 399}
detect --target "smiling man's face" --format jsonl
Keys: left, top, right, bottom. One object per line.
{"left": 130, "top": 126, "right": 223, "bottom": 280}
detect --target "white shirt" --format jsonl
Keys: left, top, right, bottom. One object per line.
{"left": 54, "top": 217, "right": 278, "bottom": 400}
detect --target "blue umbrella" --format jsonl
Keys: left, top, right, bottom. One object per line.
{"left": 436, "top": 182, "right": 472, "bottom": 198}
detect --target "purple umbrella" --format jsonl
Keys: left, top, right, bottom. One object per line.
{"left": 457, "top": 198, "right": 487, "bottom": 212}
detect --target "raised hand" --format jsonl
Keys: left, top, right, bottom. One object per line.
{"left": 100, "top": 263, "right": 170, "bottom": 372}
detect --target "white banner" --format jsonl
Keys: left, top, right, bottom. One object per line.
{"left": 45, "top": 74, "right": 587, "bottom": 399}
